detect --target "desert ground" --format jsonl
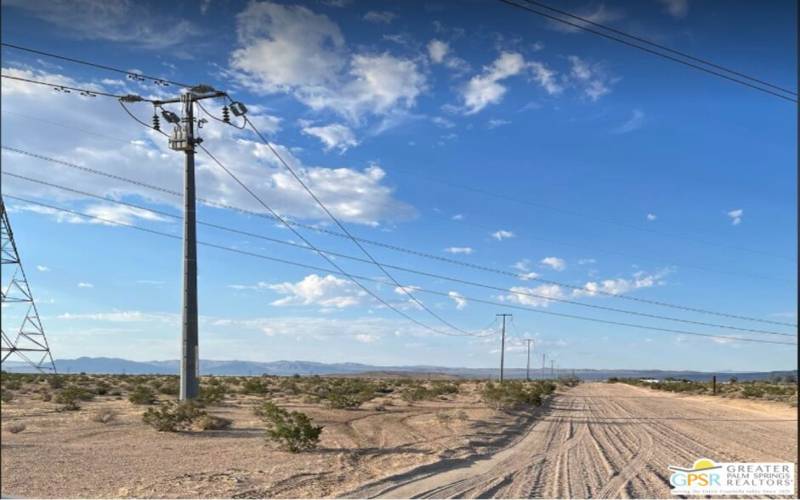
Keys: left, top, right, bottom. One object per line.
{"left": 1, "top": 377, "right": 797, "bottom": 499}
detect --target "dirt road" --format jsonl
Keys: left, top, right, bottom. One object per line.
{"left": 344, "top": 383, "right": 797, "bottom": 498}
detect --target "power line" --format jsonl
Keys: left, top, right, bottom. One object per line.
{"left": 236, "top": 106, "right": 477, "bottom": 336}
{"left": 5, "top": 170, "right": 793, "bottom": 338}
{"left": 4, "top": 109, "right": 789, "bottom": 285}
{"left": 4, "top": 47, "right": 795, "bottom": 264}
{"left": 4, "top": 146, "right": 795, "bottom": 329}
{"left": 197, "top": 144, "right": 492, "bottom": 339}
{"left": 517, "top": 0, "right": 797, "bottom": 97}
{"left": 497, "top": 0, "right": 797, "bottom": 103}
{"left": 0, "top": 42, "right": 191, "bottom": 88}
{"left": 0, "top": 74, "right": 148, "bottom": 101}
{"left": 3, "top": 195, "right": 794, "bottom": 348}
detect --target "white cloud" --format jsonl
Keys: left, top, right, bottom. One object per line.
{"left": 230, "top": 2, "right": 425, "bottom": 123}
{"left": 364, "top": 10, "right": 396, "bottom": 24}
{"left": 268, "top": 274, "right": 366, "bottom": 309}
{"left": 36, "top": 265, "right": 50, "bottom": 272}
{"left": 646, "top": 213, "right": 657, "bottom": 221}
{"left": 517, "top": 272, "right": 539, "bottom": 281}
{"left": 3, "top": 0, "right": 200, "bottom": 49}
{"left": 1, "top": 67, "right": 414, "bottom": 227}
{"left": 528, "top": 61, "right": 562, "bottom": 95}
{"left": 58, "top": 310, "right": 175, "bottom": 322}
{"left": 577, "top": 258, "right": 596, "bottom": 265}
{"left": 451, "top": 213, "right": 464, "bottom": 220}
{"left": 83, "top": 203, "right": 171, "bottom": 225}
{"left": 727, "top": 209, "right": 743, "bottom": 225}
{"left": 77, "top": 282, "right": 94, "bottom": 288}
{"left": 513, "top": 259, "right": 532, "bottom": 272}
{"left": 448, "top": 291, "right": 467, "bottom": 310}
{"left": 573, "top": 269, "right": 670, "bottom": 297}
{"left": 540, "top": 256, "right": 566, "bottom": 271}
{"left": 432, "top": 116, "right": 455, "bottom": 128}
{"left": 354, "top": 333, "right": 379, "bottom": 343}
{"left": 612, "top": 109, "right": 645, "bottom": 134}
{"left": 499, "top": 284, "right": 564, "bottom": 307}
{"left": 491, "top": 229, "right": 515, "bottom": 241}
{"left": 301, "top": 123, "right": 359, "bottom": 152}
{"left": 462, "top": 52, "right": 527, "bottom": 114}
{"left": 659, "top": 0, "right": 689, "bottom": 18}
{"left": 568, "top": 56, "right": 612, "bottom": 101}
{"left": 427, "top": 39, "right": 450, "bottom": 64}
{"left": 444, "top": 246, "right": 474, "bottom": 255}
{"left": 487, "top": 119, "right": 511, "bottom": 129}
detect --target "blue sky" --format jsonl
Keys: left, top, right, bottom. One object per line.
{"left": 1, "top": 0, "right": 796, "bottom": 371}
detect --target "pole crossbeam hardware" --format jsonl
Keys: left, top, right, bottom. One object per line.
{"left": 143, "top": 85, "right": 225, "bottom": 401}
{"left": 497, "top": 314, "right": 512, "bottom": 382}
{"left": 0, "top": 198, "right": 56, "bottom": 373}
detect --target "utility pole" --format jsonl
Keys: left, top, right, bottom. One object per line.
{"left": 524, "top": 339, "right": 534, "bottom": 381}
{"left": 152, "top": 85, "right": 226, "bottom": 400}
{"left": 497, "top": 314, "right": 512, "bottom": 382}
{"left": 542, "top": 352, "right": 546, "bottom": 378}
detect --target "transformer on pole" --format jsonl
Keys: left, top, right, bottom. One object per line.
{"left": 0, "top": 197, "right": 56, "bottom": 373}
{"left": 152, "top": 85, "right": 226, "bottom": 400}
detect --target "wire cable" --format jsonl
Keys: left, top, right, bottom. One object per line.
{"left": 4, "top": 49, "right": 794, "bottom": 262}
{"left": 517, "top": 0, "right": 797, "bottom": 97}
{"left": 1, "top": 74, "right": 147, "bottom": 101}
{"left": 197, "top": 145, "right": 494, "bottom": 338}
{"left": 6, "top": 170, "right": 792, "bottom": 338}
{"left": 238, "top": 107, "right": 478, "bottom": 336}
{"left": 3, "top": 195, "right": 794, "bottom": 347}
{"left": 497, "top": 0, "right": 797, "bottom": 103}
{"left": 3, "top": 111, "right": 791, "bottom": 285}
{"left": 0, "top": 42, "right": 191, "bottom": 88}
{"left": 5, "top": 145, "right": 795, "bottom": 329}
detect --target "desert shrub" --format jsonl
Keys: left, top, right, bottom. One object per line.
{"left": 402, "top": 381, "right": 459, "bottom": 402}
{"left": 128, "top": 385, "right": 157, "bottom": 405}
{"left": 158, "top": 379, "right": 180, "bottom": 396}
{"left": 1, "top": 389, "right": 13, "bottom": 403}
{"left": 93, "top": 381, "right": 110, "bottom": 396}
{"left": 241, "top": 378, "right": 270, "bottom": 395}
{"left": 109, "top": 388, "right": 122, "bottom": 397}
{"left": 259, "top": 401, "right": 322, "bottom": 452}
{"left": 196, "top": 414, "right": 232, "bottom": 431}
{"left": 199, "top": 383, "right": 227, "bottom": 405}
{"left": 558, "top": 376, "right": 581, "bottom": 388}
{"left": 481, "top": 381, "right": 549, "bottom": 410}
{"left": 92, "top": 408, "right": 117, "bottom": 424}
{"left": 305, "top": 378, "right": 378, "bottom": 409}
{"left": 40, "top": 390, "right": 52, "bottom": 402}
{"left": 6, "top": 422, "right": 26, "bottom": 434}
{"left": 142, "top": 400, "right": 206, "bottom": 432}
{"left": 3, "top": 379, "right": 22, "bottom": 391}
{"left": 55, "top": 385, "right": 93, "bottom": 410}
{"left": 47, "top": 375, "right": 65, "bottom": 389}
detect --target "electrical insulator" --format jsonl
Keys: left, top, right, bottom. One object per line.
{"left": 152, "top": 113, "right": 160, "bottom": 131}
{"left": 222, "top": 106, "right": 230, "bottom": 123}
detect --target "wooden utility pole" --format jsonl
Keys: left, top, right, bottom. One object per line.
{"left": 524, "top": 339, "right": 534, "bottom": 381}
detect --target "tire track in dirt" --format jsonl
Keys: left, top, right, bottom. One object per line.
{"left": 341, "top": 383, "right": 796, "bottom": 499}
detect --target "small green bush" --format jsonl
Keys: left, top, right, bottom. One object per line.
{"left": 259, "top": 401, "right": 323, "bottom": 452}
{"left": 199, "top": 384, "right": 227, "bottom": 405}
{"left": 47, "top": 375, "right": 65, "bottom": 389}
{"left": 241, "top": 378, "right": 270, "bottom": 395}
{"left": 1, "top": 389, "right": 13, "bottom": 403}
{"left": 142, "top": 400, "right": 206, "bottom": 432}
{"left": 481, "top": 381, "right": 552, "bottom": 410}
{"left": 128, "top": 385, "right": 157, "bottom": 405}
{"left": 55, "top": 386, "right": 93, "bottom": 411}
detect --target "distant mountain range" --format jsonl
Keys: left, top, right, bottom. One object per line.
{"left": 2, "top": 357, "right": 796, "bottom": 382}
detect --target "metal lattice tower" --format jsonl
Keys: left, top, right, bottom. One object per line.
{"left": 1, "top": 197, "right": 56, "bottom": 373}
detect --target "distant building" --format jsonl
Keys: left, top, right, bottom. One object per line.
{"left": 639, "top": 378, "right": 660, "bottom": 383}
